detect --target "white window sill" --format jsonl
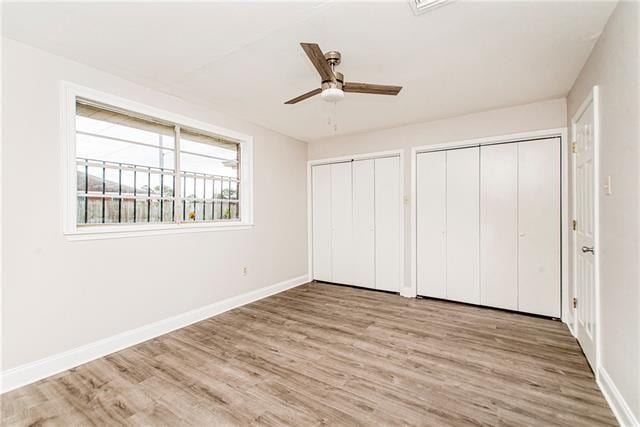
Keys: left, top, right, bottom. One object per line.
{"left": 64, "top": 222, "right": 254, "bottom": 241}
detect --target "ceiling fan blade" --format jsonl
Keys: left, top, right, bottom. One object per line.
{"left": 300, "top": 43, "right": 335, "bottom": 82}
{"left": 343, "top": 82, "right": 402, "bottom": 96}
{"left": 284, "top": 88, "right": 322, "bottom": 104}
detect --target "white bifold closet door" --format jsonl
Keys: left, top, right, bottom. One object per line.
{"left": 374, "top": 156, "right": 401, "bottom": 292}
{"left": 518, "top": 138, "right": 560, "bottom": 317}
{"left": 480, "top": 143, "right": 518, "bottom": 310}
{"left": 312, "top": 155, "right": 401, "bottom": 292}
{"left": 416, "top": 138, "right": 560, "bottom": 317}
{"left": 330, "top": 162, "right": 354, "bottom": 285}
{"left": 352, "top": 159, "right": 375, "bottom": 288}
{"left": 446, "top": 147, "right": 480, "bottom": 304}
{"left": 416, "top": 151, "right": 446, "bottom": 298}
{"left": 311, "top": 164, "right": 332, "bottom": 282}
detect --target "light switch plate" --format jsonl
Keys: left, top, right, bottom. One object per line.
{"left": 604, "top": 176, "right": 612, "bottom": 195}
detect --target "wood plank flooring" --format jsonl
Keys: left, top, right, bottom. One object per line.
{"left": 1, "top": 283, "right": 616, "bottom": 426}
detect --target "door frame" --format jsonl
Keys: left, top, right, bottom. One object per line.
{"left": 410, "top": 128, "right": 569, "bottom": 317}
{"left": 570, "top": 86, "right": 601, "bottom": 371}
{"left": 307, "top": 149, "right": 405, "bottom": 292}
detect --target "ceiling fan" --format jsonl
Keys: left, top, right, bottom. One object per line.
{"left": 284, "top": 43, "right": 402, "bottom": 105}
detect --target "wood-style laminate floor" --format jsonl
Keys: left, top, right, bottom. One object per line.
{"left": 2, "top": 283, "right": 616, "bottom": 426}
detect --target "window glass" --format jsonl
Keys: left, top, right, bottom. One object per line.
{"left": 180, "top": 130, "right": 240, "bottom": 222}
{"left": 76, "top": 101, "right": 175, "bottom": 225}
{"left": 74, "top": 100, "right": 242, "bottom": 227}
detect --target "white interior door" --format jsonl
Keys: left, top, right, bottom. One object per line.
{"left": 575, "top": 101, "right": 597, "bottom": 368}
{"left": 375, "top": 156, "right": 401, "bottom": 292}
{"left": 480, "top": 143, "right": 518, "bottom": 310}
{"left": 331, "top": 162, "right": 354, "bottom": 285}
{"left": 446, "top": 147, "right": 480, "bottom": 304}
{"left": 517, "top": 138, "right": 561, "bottom": 317}
{"left": 416, "top": 151, "right": 447, "bottom": 298}
{"left": 352, "top": 159, "right": 375, "bottom": 288}
{"left": 312, "top": 164, "right": 332, "bottom": 282}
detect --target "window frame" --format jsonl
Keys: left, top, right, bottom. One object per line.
{"left": 61, "top": 81, "right": 254, "bottom": 240}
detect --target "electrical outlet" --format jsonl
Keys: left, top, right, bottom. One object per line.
{"left": 242, "top": 267, "right": 248, "bottom": 276}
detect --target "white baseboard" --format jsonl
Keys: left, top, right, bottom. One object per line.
{"left": 0, "top": 274, "right": 309, "bottom": 394}
{"left": 597, "top": 367, "right": 639, "bottom": 427}
{"left": 563, "top": 314, "right": 576, "bottom": 337}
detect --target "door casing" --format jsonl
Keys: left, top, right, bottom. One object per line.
{"left": 571, "top": 86, "right": 601, "bottom": 372}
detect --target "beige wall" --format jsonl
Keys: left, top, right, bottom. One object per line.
{"left": 308, "top": 98, "right": 567, "bottom": 295}
{"left": 1, "top": 38, "right": 308, "bottom": 370}
{"left": 567, "top": 1, "right": 639, "bottom": 420}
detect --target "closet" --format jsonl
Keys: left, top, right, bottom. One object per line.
{"left": 416, "top": 137, "right": 560, "bottom": 317}
{"left": 311, "top": 156, "right": 401, "bottom": 292}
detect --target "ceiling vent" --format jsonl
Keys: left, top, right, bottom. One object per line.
{"left": 409, "top": 0, "right": 454, "bottom": 15}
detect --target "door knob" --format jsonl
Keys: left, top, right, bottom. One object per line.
{"left": 581, "top": 246, "right": 595, "bottom": 254}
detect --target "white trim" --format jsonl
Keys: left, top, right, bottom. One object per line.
{"left": 570, "top": 111, "right": 578, "bottom": 338}
{"left": 410, "top": 145, "right": 418, "bottom": 299}
{"left": 570, "top": 86, "right": 601, "bottom": 370}
{"left": 0, "top": 274, "right": 308, "bottom": 394}
{"left": 307, "top": 149, "right": 405, "bottom": 293}
{"left": 410, "top": 128, "right": 569, "bottom": 314}
{"left": 308, "top": 149, "right": 405, "bottom": 166}
{"left": 412, "top": 128, "right": 567, "bottom": 154}
{"left": 397, "top": 151, "right": 408, "bottom": 296}
{"left": 560, "top": 127, "right": 570, "bottom": 325}
{"left": 565, "top": 319, "right": 576, "bottom": 337}
{"left": 66, "top": 223, "right": 254, "bottom": 241}
{"left": 60, "top": 81, "right": 254, "bottom": 240}
{"left": 0, "top": 29, "right": 4, "bottom": 387}
{"left": 307, "top": 162, "right": 314, "bottom": 281}
{"left": 597, "top": 367, "right": 639, "bottom": 427}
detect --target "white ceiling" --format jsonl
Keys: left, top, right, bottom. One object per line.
{"left": 3, "top": 1, "right": 616, "bottom": 141}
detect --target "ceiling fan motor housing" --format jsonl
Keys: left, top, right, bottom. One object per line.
{"left": 324, "top": 50, "right": 342, "bottom": 67}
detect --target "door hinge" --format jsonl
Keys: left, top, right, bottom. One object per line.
{"left": 573, "top": 297, "right": 577, "bottom": 309}
{"left": 572, "top": 219, "right": 577, "bottom": 231}
{"left": 571, "top": 142, "right": 577, "bottom": 153}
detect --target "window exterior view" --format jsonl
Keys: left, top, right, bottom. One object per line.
{"left": 75, "top": 100, "right": 241, "bottom": 226}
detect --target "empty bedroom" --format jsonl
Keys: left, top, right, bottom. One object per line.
{"left": 1, "top": 0, "right": 638, "bottom": 426}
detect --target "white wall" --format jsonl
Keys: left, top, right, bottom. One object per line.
{"left": 567, "top": 1, "right": 639, "bottom": 422}
{"left": 1, "top": 38, "right": 308, "bottom": 371}
{"left": 308, "top": 98, "right": 567, "bottom": 295}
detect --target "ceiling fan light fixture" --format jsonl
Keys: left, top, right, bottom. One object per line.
{"left": 321, "top": 87, "right": 344, "bottom": 102}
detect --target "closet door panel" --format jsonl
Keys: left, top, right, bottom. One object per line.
{"left": 331, "top": 162, "right": 354, "bottom": 285}
{"left": 416, "top": 151, "right": 447, "bottom": 298}
{"left": 446, "top": 147, "right": 480, "bottom": 304}
{"left": 480, "top": 143, "right": 518, "bottom": 310}
{"left": 375, "top": 156, "right": 401, "bottom": 292}
{"left": 352, "top": 159, "right": 375, "bottom": 288}
{"left": 311, "top": 164, "right": 332, "bottom": 282}
{"left": 518, "top": 138, "right": 560, "bottom": 317}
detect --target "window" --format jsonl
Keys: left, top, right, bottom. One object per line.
{"left": 63, "top": 83, "right": 252, "bottom": 238}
